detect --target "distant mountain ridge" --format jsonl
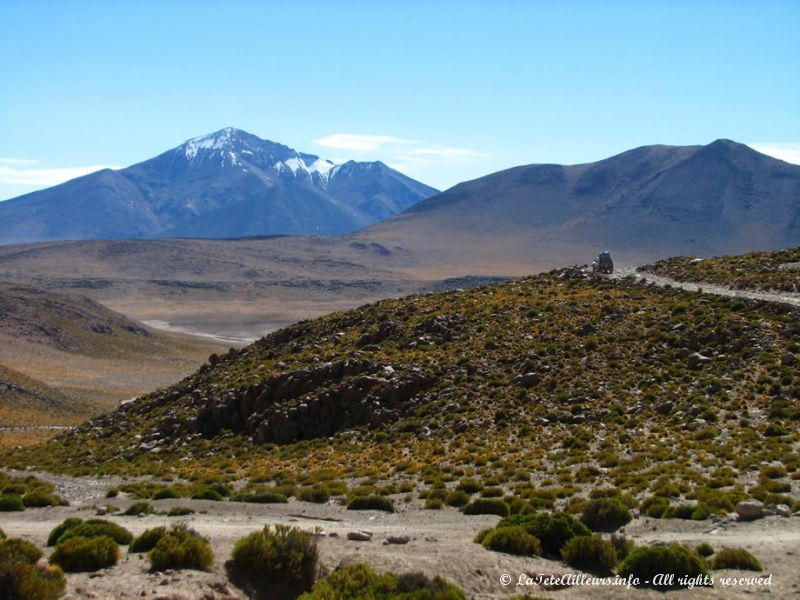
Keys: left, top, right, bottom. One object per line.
{"left": 361, "top": 139, "right": 800, "bottom": 270}
{"left": 0, "top": 128, "right": 438, "bottom": 244}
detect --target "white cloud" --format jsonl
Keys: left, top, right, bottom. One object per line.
{"left": 0, "top": 162, "right": 121, "bottom": 187}
{"left": 749, "top": 142, "right": 800, "bottom": 165}
{"left": 313, "top": 133, "right": 414, "bottom": 152}
{"left": 313, "top": 132, "right": 483, "bottom": 167}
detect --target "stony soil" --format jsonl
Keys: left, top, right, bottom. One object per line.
{"left": 1, "top": 471, "right": 798, "bottom": 600}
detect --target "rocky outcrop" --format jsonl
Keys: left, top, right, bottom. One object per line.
{"left": 155, "top": 359, "right": 435, "bottom": 445}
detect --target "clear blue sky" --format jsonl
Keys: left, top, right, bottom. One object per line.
{"left": 1, "top": 0, "right": 798, "bottom": 199}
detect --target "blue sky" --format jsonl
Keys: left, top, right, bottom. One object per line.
{"left": 1, "top": 0, "right": 798, "bottom": 199}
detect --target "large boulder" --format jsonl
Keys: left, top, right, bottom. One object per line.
{"left": 736, "top": 500, "right": 764, "bottom": 521}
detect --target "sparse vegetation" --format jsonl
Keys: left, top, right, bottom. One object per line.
{"left": 463, "top": 498, "right": 509, "bottom": 516}
{"left": 478, "top": 526, "right": 542, "bottom": 556}
{"left": 48, "top": 519, "right": 133, "bottom": 546}
{"left": 298, "top": 563, "right": 467, "bottom": 600}
{"left": 709, "top": 547, "right": 763, "bottom": 571}
{"left": 50, "top": 535, "right": 119, "bottom": 572}
{"left": 561, "top": 535, "right": 618, "bottom": 575}
{"left": 129, "top": 527, "right": 167, "bottom": 553}
{"left": 497, "top": 512, "right": 591, "bottom": 557}
{"left": 148, "top": 524, "right": 213, "bottom": 571}
{"left": 347, "top": 495, "right": 395, "bottom": 513}
{"left": 228, "top": 524, "right": 319, "bottom": 599}
{"left": 580, "top": 498, "right": 631, "bottom": 531}
{"left": 618, "top": 544, "right": 711, "bottom": 590}
{"left": 0, "top": 537, "right": 65, "bottom": 600}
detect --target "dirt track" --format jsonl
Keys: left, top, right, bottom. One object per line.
{"left": 613, "top": 267, "right": 800, "bottom": 307}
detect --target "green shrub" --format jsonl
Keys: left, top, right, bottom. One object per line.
{"left": 425, "top": 497, "right": 443, "bottom": 510}
{"left": 580, "top": 499, "right": 631, "bottom": 532}
{"left": 763, "top": 424, "right": 788, "bottom": 437}
{"left": 0, "top": 495, "right": 24, "bottom": 512}
{"left": 463, "top": 498, "right": 509, "bottom": 517}
{"left": 298, "top": 563, "right": 467, "bottom": 600}
{"left": 480, "top": 487, "right": 504, "bottom": 498}
{"left": 53, "top": 519, "right": 133, "bottom": 546}
{"left": 50, "top": 535, "right": 119, "bottom": 572}
{"left": 297, "top": 487, "right": 330, "bottom": 503}
{"left": 228, "top": 524, "right": 319, "bottom": 600}
{"left": 0, "top": 539, "right": 42, "bottom": 564}
{"left": 152, "top": 488, "right": 181, "bottom": 500}
{"left": 21, "top": 491, "right": 65, "bottom": 508}
{"left": 46, "top": 518, "right": 82, "bottom": 546}
{"left": 480, "top": 526, "right": 541, "bottom": 556}
{"left": 130, "top": 527, "right": 167, "bottom": 553}
{"left": 148, "top": 524, "right": 213, "bottom": 571}
{"left": 456, "top": 479, "right": 483, "bottom": 494}
{"left": 710, "top": 547, "right": 762, "bottom": 571}
{"left": 191, "top": 488, "right": 223, "bottom": 501}
{"left": 232, "top": 493, "right": 288, "bottom": 504}
{"left": 641, "top": 496, "right": 670, "bottom": 518}
{"left": 444, "top": 490, "right": 470, "bottom": 507}
{"left": 695, "top": 543, "right": 715, "bottom": 558}
{"left": 0, "top": 538, "right": 65, "bottom": 600}
{"left": 123, "top": 502, "right": 153, "bottom": 516}
{"left": 561, "top": 535, "right": 618, "bottom": 575}
{"left": 347, "top": 496, "right": 395, "bottom": 513}
{"left": 610, "top": 533, "right": 635, "bottom": 561}
{"left": 499, "top": 512, "right": 591, "bottom": 557}
{"left": 618, "top": 545, "right": 711, "bottom": 590}
{"left": 167, "top": 507, "right": 195, "bottom": 516}
{"left": 0, "top": 528, "right": 4, "bottom": 540}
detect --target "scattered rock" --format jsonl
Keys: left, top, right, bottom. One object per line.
{"left": 736, "top": 500, "right": 764, "bottom": 521}
{"left": 347, "top": 531, "right": 373, "bottom": 541}
{"left": 512, "top": 373, "right": 540, "bottom": 388}
{"left": 386, "top": 534, "right": 411, "bottom": 545}
{"left": 687, "top": 352, "right": 711, "bottom": 370}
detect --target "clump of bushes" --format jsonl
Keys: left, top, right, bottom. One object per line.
{"left": 228, "top": 524, "right": 319, "bottom": 600}
{"left": 191, "top": 488, "right": 223, "bottom": 501}
{"left": 498, "top": 512, "right": 591, "bottom": 557}
{"left": 462, "top": 498, "right": 509, "bottom": 517}
{"left": 709, "top": 547, "right": 762, "bottom": 571}
{"left": 48, "top": 518, "right": 133, "bottom": 546}
{"left": 167, "top": 507, "right": 195, "bottom": 516}
{"left": 49, "top": 535, "right": 119, "bottom": 572}
{"left": 130, "top": 526, "right": 167, "bottom": 553}
{"left": 123, "top": 502, "right": 154, "bottom": 516}
{"left": 21, "top": 491, "right": 66, "bottom": 508}
{"left": 618, "top": 544, "right": 711, "bottom": 590}
{"left": 148, "top": 524, "right": 213, "bottom": 571}
{"left": 46, "top": 518, "right": 83, "bottom": 546}
{"left": 0, "top": 495, "right": 24, "bottom": 512}
{"left": 152, "top": 487, "right": 181, "bottom": 500}
{"left": 444, "top": 490, "right": 470, "bottom": 507}
{"left": 0, "top": 537, "right": 65, "bottom": 600}
{"left": 561, "top": 535, "right": 618, "bottom": 575}
{"left": 298, "top": 563, "right": 466, "bottom": 600}
{"left": 695, "top": 543, "right": 715, "bottom": 558}
{"left": 580, "top": 499, "right": 631, "bottom": 532}
{"left": 297, "top": 487, "right": 330, "bottom": 504}
{"left": 231, "top": 493, "right": 288, "bottom": 504}
{"left": 347, "top": 496, "right": 395, "bottom": 513}
{"left": 477, "top": 526, "right": 541, "bottom": 556}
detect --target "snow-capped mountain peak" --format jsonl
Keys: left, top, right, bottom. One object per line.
{"left": 183, "top": 127, "right": 242, "bottom": 160}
